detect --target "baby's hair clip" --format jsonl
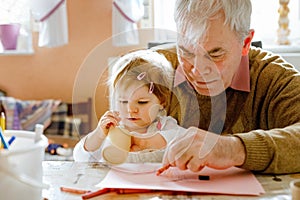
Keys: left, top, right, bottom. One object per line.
{"left": 137, "top": 72, "right": 146, "bottom": 80}
{"left": 149, "top": 82, "right": 154, "bottom": 94}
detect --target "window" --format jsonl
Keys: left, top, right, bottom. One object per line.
{"left": 0, "top": 0, "right": 33, "bottom": 54}
{"left": 139, "top": 0, "right": 177, "bottom": 42}
{"left": 151, "top": 0, "right": 300, "bottom": 52}
{"left": 153, "top": 0, "right": 176, "bottom": 41}
{"left": 251, "top": 0, "right": 300, "bottom": 51}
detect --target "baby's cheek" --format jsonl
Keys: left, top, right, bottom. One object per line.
{"left": 148, "top": 104, "right": 161, "bottom": 120}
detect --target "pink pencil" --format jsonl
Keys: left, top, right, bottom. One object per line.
{"left": 156, "top": 164, "right": 171, "bottom": 176}
{"left": 81, "top": 188, "right": 111, "bottom": 199}
{"left": 60, "top": 186, "right": 90, "bottom": 194}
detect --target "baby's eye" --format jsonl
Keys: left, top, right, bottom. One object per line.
{"left": 138, "top": 101, "right": 149, "bottom": 104}
{"left": 119, "top": 100, "right": 128, "bottom": 104}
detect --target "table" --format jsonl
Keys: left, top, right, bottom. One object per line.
{"left": 42, "top": 161, "right": 299, "bottom": 200}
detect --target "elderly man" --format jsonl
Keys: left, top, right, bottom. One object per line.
{"left": 158, "top": 0, "right": 300, "bottom": 174}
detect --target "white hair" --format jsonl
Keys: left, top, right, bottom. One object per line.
{"left": 174, "top": 0, "right": 252, "bottom": 45}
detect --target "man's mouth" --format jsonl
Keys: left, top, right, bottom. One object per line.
{"left": 195, "top": 79, "right": 218, "bottom": 86}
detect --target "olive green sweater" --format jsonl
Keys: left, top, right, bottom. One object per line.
{"left": 156, "top": 46, "right": 300, "bottom": 174}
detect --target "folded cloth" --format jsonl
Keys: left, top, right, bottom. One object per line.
{"left": 38, "top": 0, "right": 68, "bottom": 48}
{"left": 112, "top": 0, "right": 144, "bottom": 46}
{"left": 0, "top": 96, "right": 61, "bottom": 131}
{"left": 29, "top": 0, "right": 64, "bottom": 21}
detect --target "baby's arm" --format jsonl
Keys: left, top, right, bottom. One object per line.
{"left": 131, "top": 133, "right": 167, "bottom": 151}
{"left": 84, "top": 111, "right": 120, "bottom": 152}
{"left": 130, "top": 116, "right": 181, "bottom": 151}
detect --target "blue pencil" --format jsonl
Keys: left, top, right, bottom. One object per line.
{"left": 8, "top": 135, "right": 16, "bottom": 145}
{"left": 0, "top": 127, "right": 9, "bottom": 149}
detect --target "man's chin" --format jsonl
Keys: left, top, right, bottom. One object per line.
{"left": 195, "top": 87, "right": 225, "bottom": 97}
{"left": 192, "top": 81, "right": 225, "bottom": 96}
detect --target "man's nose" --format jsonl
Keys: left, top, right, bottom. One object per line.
{"left": 192, "top": 55, "right": 212, "bottom": 75}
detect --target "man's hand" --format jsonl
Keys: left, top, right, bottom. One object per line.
{"left": 162, "top": 127, "right": 246, "bottom": 172}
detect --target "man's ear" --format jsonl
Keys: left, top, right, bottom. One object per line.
{"left": 242, "top": 29, "right": 255, "bottom": 56}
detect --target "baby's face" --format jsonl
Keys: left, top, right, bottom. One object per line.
{"left": 116, "top": 81, "right": 162, "bottom": 133}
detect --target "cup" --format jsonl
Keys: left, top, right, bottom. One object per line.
{"left": 101, "top": 126, "right": 131, "bottom": 164}
{"left": 290, "top": 180, "right": 300, "bottom": 200}
{"left": 0, "top": 24, "right": 21, "bottom": 50}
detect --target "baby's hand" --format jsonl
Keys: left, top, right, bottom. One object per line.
{"left": 98, "top": 111, "right": 120, "bottom": 135}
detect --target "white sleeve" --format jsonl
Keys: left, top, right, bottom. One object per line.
{"left": 159, "top": 116, "right": 187, "bottom": 144}
{"left": 73, "top": 136, "right": 103, "bottom": 162}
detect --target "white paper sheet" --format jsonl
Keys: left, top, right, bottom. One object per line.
{"left": 96, "top": 163, "right": 265, "bottom": 196}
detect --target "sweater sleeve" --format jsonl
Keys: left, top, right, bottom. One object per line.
{"left": 73, "top": 136, "right": 103, "bottom": 162}
{"left": 235, "top": 123, "right": 300, "bottom": 174}
{"left": 234, "top": 49, "right": 300, "bottom": 174}
{"left": 159, "top": 116, "right": 187, "bottom": 144}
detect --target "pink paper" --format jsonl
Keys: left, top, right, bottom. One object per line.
{"left": 96, "top": 163, "right": 265, "bottom": 196}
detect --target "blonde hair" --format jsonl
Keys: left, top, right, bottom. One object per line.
{"left": 109, "top": 50, "right": 174, "bottom": 108}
